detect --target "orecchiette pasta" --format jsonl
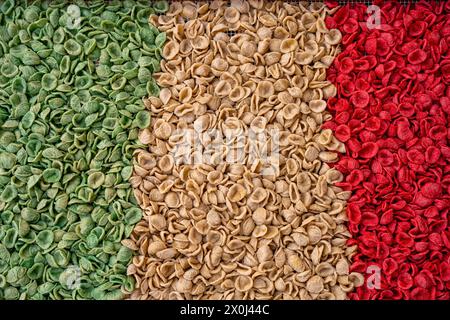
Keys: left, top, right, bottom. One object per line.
{"left": 129, "top": 0, "right": 362, "bottom": 300}
{"left": 0, "top": 1, "right": 168, "bottom": 300}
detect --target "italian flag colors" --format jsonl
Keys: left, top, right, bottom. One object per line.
{"left": 0, "top": 0, "right": 448, "bottom": 301}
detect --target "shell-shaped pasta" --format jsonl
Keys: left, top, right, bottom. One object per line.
{"left": 229, "top": 86, "right": 246, "bottom": 102}
{"left": 154, "top": 120, "right": 172, "bottom": 140}
{"left": 249, "top": 187, "right": 268, "bottom": 204}
{"left": 282, "top": 103, "right": 298, "bottom": 120}
{"left": 319, "top": 151, "right": 338, "bottom": 162}
{"left": 322, "top": 84, "right": 336, "bottom": 100}
{"left": 274, "top": 278, "right": 286, "bottom": 291}
{"left": 317, "top": 129, "right": 333, "bottom": 145}
{"left": 193, "top": 114, "right": 211, "bottom": 132}
{"left": 304, "top": 40, "right": 319, "bottom": 54}
{"left": 349, "top": 272, "right": 365, "bottom": 287}
{"left": 274, "top": 26, "right": 290, "bottom": 39}
{"left": 210, "top": 246, "right": 223, "bottom": 266}
{"left": 336, "top": 258, "right": 350, "bottom": 276}
{"left": 320, "top": 55, "right": 335, "bottom": 67}
{"left": 257, "top": 27, "right": 273, "bottom": 40}
{"left": 269, "top": 38, "right": 282, "bottom": 52}
{"left": 306, "top": 276, "right": 324, "bottom": 294}
{"left": 325, "top": 29, "right": 342, "bottom": 46}
{"left": 179, "top": 86, "right": 193, "bottom": 103}
{"left": 192, "top": 63, "right": 211, "bottom": 77}
{"left": 295, "top": 51, "right": 314, "bottom": 65}
{"left": 159, "top": 88, "right": 172, "bottom": 105}
{"left": 206, "top": 210, "right": 222, "bottom": 227}
{"left": 264, "top": 226, "right": 279, "bottom": 239}
{"left": 278, "top": 91, "right": 294, "bottom": 104}
{"left": 165, "top": 191, "right": 180, "bottom": 208}
{"left": 163, "top": 40, "right": 180, "bottom": 60}
{"left": 259, "top": 14, "right": 277, "bottom": 27}
{"left": 150, "top": 214, "right": 167, "bottom": 231}
{"left": 287, "top": 254, "right": 303, "bottom": 272}
{"left": 182, "top": 4, "right": 198, "bottom": 19}
{"left": 274, "top": 249, "right": 286, "bottom": 269}
{"left": 305, "top": 145, "right": 319, "bottom": 162}
{"left": 227, "top": 183, "right": 247, "bottom": 202}
{"left": 255, "top": 41, "right": 269, "bottom": 57}
{"left": 265, "top": 52, "right": 281, "bottom": 66}
{"left": 158, "top": 179, "right": 174, "bottom": 194}
{"left": 292, "top": 233, "right": 309, "bottom": 247}
{"left": 256, "top": 81, "right": 274, "bottom": 98}
{"left": 231, "top": 0, "right": 249, "bottom": 13}
{"left": 235, "top": 275, "right": 253, "bottom": 292}
{"left": 192, "top": 36, "right": 210, "bottom": 50}
{"left": 242, "top": 217, "right": 255, "bottom": 235}
{"left": 307, "top": 225, "right": 322, "bottom": 244}
{"left": 215, "top": 80, "right": 232, "bottom": 96}
{"left": 252, "top": 225, "right": 268, "bottom": 238}
{"left": 252, "top": 207, "right": 267, "bottom": 225}
{"left": 309, "top": 100, "right": 327, "bottom": 113}
{"left": 224, "top": 7, "right": 241, "bottom": 23}
{"left": 158, "top": 154, "right": 174, "bottom": 173}
{"left": 149, "top": 188, "right": 165, "bottom": 201}
{"left": 179, "top": 39, "right": 193, "bottom": 54}
{"left": 273, "top": 79, "right": 290, "bottom": 92}
{"left": 241, "top": 41, "right": 257, "bottom": 57}
{"left": 286, "top": 158, "right": 299, "bottom": 176}
{"left": 148, "top": 241, "right": 167, "bottom": 255}
{"left": 250, "top": 116, "right": 267, "bottom": 133}
{"left": 211, "top": 57, "right": 229, "bottom": 71}
{"left": 156, "top": 248, "right": 178, "bottom": 259}
{"left": 137, "top": 151, "right": 156, "bottom": 170}
{"left": 253, "top": 276, "right": 274, "bottom": 294}
{"left": 256, "top": 245, "right": 273, "bottom": 263}
{"left": 316, "top": 262, "right": 335, "bottom": 277}
{"left": 300, "top": 13, "right": 316, "bottom": 30}
{"left": 175, "top": 278, "right": 193, "bottom": 293}
{"left": 280, "top": 39, "right": 298, "bottom": 53}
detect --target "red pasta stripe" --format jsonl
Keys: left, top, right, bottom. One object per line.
{"left": 325, "top": 0, "right": 450, "bottom": 300}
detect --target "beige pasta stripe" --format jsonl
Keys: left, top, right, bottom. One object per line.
{"left": 126, "top": 0, "right": 364, "bottom": 300}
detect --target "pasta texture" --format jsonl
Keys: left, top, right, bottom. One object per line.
{"left": 0, "top": 0, "right": 167, "bottom": 300}
{"left": 325, "top": 1, "right": 450, "bottom": 300}
{"left": 128, "top": 0, "right": 363, "bottom": 300}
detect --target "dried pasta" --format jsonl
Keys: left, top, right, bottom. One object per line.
{"left": 128, "top": 0, "right": 363, "bottom": 300}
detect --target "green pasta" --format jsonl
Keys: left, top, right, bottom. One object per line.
{"left": 0, "top": 0, "right": 167, "bottom": 300}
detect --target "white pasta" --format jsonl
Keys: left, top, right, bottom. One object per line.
{"left": 129, "top": 0, "right": 362, "bottom": 300}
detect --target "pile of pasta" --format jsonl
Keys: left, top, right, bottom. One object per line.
{"left": 126, "top": 0, "right": 363, "bottom": 300}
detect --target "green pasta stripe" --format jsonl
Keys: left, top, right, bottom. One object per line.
{"left": 0, "top": 0, "right": 167, "bottom": 300}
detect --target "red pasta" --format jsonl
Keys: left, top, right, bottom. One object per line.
{"left": 325, "top": 0, "right": 450, "bottom": 300}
